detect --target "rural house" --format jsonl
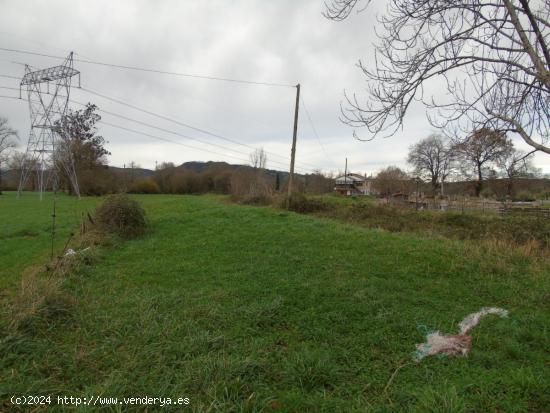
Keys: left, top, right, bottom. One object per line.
{"left": 334, "top": 173, "right": 376, "bottom": 196}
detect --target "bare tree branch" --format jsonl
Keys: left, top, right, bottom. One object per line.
{"left": 324, "top": 0, "right": 550, "bottom": 153}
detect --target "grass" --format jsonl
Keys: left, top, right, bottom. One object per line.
{"left": 0, "top": 192, "right": 99, "bottom": 290}
{"left": 1, "top": 191, "right": 549, "bottom": 412}
{"left": 307, "top": 197, "right": 550, "bottom": 250}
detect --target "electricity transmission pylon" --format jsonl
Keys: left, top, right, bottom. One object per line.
{"left": 17, "top": 52, "right": 81, "bottom": 199}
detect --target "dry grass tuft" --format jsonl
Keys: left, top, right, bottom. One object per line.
{"left": 10, "top": 267, "right": 74, "bottom": 331}
{"left": 481, "top": 237, "right": 549, "bottom": 260}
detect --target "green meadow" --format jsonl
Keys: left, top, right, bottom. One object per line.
{"left": 1, "top": 192, "right": 549, "bottom": 412}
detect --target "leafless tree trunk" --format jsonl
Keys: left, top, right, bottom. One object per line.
{"left": 325, "top": 0, "right": 550, "bottom": 154}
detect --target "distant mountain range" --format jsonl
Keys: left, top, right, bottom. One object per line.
{"left": 108, "top": 161, "right": 295, "bottom": 179}
{"left": 1, "top": 161, "right": 298, "bottom": 181}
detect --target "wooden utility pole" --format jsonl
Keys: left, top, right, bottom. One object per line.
{"left": 287, "top": 83, "right": 301, "bottom": 200}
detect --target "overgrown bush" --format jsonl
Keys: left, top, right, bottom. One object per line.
{"left": 284, "top": 198, "right": 549, "bottom": 249}
{"left": 480, "top": 188, "right": 496, "bottom": 199}
{"left": 95, "top": 194, "right": 148, "bottom": 239}
{"left": 239, "top": 193, "right": 273, "bottom": 206}
{"left": 282, "top": 192, "right": 334, "bottom": 213}
{"left": 129, "top": 178, "right": 160, "bottom": 194}
{"left": 514, "top": 191, "right": 536, "bottom": 202}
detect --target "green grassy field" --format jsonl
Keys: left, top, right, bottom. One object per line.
{"left": 1, "top": 192, "right": 549, "bottom": 412}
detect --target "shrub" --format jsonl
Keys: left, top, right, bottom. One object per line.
{"left": 95, "top": 194, "right": 148, "bottom": 239}
{"left": 514, "top": 191, "right": 536, "bottom": 202}
{"left": 129, "top": 178, "right": 160, "bottom": 194}
{"left": 480, "top": 188, "right": 496, "bottom": 199}
{"left": 240, "top": 193, "right": 273, "bottom": 206}
{"left": 282, "top": 192, "right": 333, "bottom": 213}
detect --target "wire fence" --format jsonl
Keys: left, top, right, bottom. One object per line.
{"left": 382, "top": 197, "right": 550, "bottom": 219}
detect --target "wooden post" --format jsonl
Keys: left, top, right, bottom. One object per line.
{"left": 287, "top": 83, "right": 300, "bottom": 202}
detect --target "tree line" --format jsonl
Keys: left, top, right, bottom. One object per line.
{"left": 373, "top": 129, "right": 541, "bottom": 199}
{"left": 1, "top": 105, "right": 546, "bottom": 200}
{"left": 0, "top": 105, "right": 334, "bottom": 197}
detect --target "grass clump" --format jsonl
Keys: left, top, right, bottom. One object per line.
{"left": 10, "top": 267, "right": 74, "bottom": 332}
{"left": 95, "top": 193, "right": 148, "bottom": 239}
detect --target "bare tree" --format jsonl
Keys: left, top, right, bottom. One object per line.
{"left": 0, "top": 117, "right": 18, "bottom": 194}
{"left": 497, "top": 147, "right": 537, "bottom": 196}
{"left": 245, "top": 148, "right": 269, "bottom": 196}
{"left": 407, "top": 134, "right": 454, "bottom": 196}
{"left": 454, "top": 128, "right": 512, "bottom": 197}
{"left": 324, "top": 0, "right": 550, "bottom": 154}
{"left": 249, "top": 147, "right": 267, "bottom": 169}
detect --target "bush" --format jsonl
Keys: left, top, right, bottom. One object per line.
{"left": 514, "top": 191, "right": 536, "bottom": 202}
{"left": 480, "top": 188, "right": 496, "bottom": 199}
{"left": 95, "top": 194, "right": 148, "bottom": 239}
{"left": 129, "top": 178, "right": 160, "bottom": 194}
{"left": 282, "top": 192, "right": 333, "bottom": 213}
{"left": 239, "top": 193, "right": 273, "bottom": 206}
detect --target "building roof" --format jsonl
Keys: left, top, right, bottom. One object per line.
{"left": 335, "top": 173, "right": 367, "bottom": 184}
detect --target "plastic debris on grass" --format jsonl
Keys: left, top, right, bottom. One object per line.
{"left": 414, "top": 307, "right": 508, "bottom": 361}
{"left": 64, "top": 247, "right": 90, "bottom": 257}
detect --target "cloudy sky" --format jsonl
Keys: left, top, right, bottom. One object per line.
{"left": 0, "top": 0, "right": 549, "bottom": 175}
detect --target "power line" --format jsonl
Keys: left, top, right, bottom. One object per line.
{"left": 0, "top": 89, "right": 309, "bottom": 171}
{"left": 81, "top": 87, "right": 279, "bottom": 157}
{"left": 69, "top": 97, "right": 313, "bottom": 173}
{"left": 0, "top": 62, "right": 320, "bottom": 173}
{"left": 99, "top": 120, "right": 252, "bottom": 165}
{"left": 0, "top": 31, "right": 95, "bottom": 61}
{"left": 0, "top": 74, "right": 20, "bottom": 80}
{"left": 301, "top": 94, "right": 329, "bottom": 161}
{"left": 100, "top": 120, "right": 313, "bottom": 173}
{"left": 2, "top": 72, "right": 319, "bottom": 169}
{"left": 2, "top": 54, "right": 323, "bottom": 170}
{"left": 0, "top": 85, "right": 20, "bottom": 92}
{"left": 0, "top": 57, "right": 28, "bottom": 67}
{"left": 70, "top": 97, "right": 306, "bottom": 172}
{"left": 0, "top": 94, "right": 314, "bottom": 174}
{"left": 0, "top": 47, "right": 294, "bottom": 88}
{"left": 0, "top": 93, "right": 269, "bottom": 168}
{"left": 0, "top": 93, "right": 22, "bottom": 100}
{"left": 78, "top": 86, "right": 318, "bottom": 170}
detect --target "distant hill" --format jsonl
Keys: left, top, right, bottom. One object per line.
{"left": 107, "top": 166, "right": 155, "bottom": 179}
{"left": 177, "top": 161, "right": 292, "bottom": 178}
{"left": 0, "top": 161, "right": 298, "bottom": 191}
{"left": 108, "top": 161, "right": 294, "bottom": 179}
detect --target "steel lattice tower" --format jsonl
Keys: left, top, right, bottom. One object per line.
{"left": 17, "top": 52, "right": 81, "bottom": 199}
